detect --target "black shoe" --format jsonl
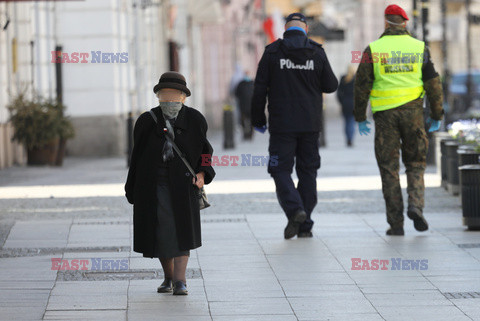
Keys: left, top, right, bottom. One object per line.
{"left": 284, "top": 210, "right": 307, "bottom": 239}
{"left": 157, "top": 278, "right": 173, "bottom": 293}
{"left": 386, "top": 227, "right": 404, "bottom": 236}
{"left": 172, "top": 280, "right": 188, "bottom": 295}
{"left": 298, "top": 231, "right": 313, "bottom": 238}
{"left": 407, "top": 206, "right": 429, "bottom": 232}
{"left": 347, "top": 140, "right": 353, "bottom": 147}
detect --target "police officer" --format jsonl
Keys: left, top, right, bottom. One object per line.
{"left": 354, "top": 5, "right": 444, "bottom": 236}
{"left": 251, "top": 13, "right": 338, "bottom": 239}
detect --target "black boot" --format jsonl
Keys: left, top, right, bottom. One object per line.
{"left": 157, "top": 277, "right": 173, "bottom": 293}
{"left": 284, "top": 210, "right": 307, "bottom": 239}
{"left": 172, "top": 280, "right": 188, "bottom": 295}
{"left": 407, "top": 206, "right": 428, "bottom": 232}
{"left": 386, "top": 227, "right": 404, "bottom": 236}
{"left": 298, "top": 231, "right": 313, "bottom": 238}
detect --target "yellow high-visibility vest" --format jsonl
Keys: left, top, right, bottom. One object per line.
{"left": 369, "top": 35, "right": 425, "bottom": 112}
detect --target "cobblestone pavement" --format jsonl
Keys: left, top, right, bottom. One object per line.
{"left": 0, "top": 117, "right": 478, "bottom": 321}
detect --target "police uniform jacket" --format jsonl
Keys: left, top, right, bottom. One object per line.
{"left": 251, "top": 29, "right": 338, "bottom": 133}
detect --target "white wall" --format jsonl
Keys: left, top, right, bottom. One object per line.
{"left": 0, "top": 0, "right": 168, "bottom": 119}
{"left": 0, "top": 3, "right": 12, "bottom": 124}
{"left": 55, "top": 0, "right": 167, "bottom": 117}
{"left": 0, "top": 2, "right": 37, "bottom": 123}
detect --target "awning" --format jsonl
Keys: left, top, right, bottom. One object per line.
{"left": 308, "top": 19, "right": 345, "bottom": 41}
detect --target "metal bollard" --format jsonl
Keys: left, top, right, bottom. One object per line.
{"left": 459, "top": 164, "right": 480, "bottom": 230}
{"left": 223, "top": 104, "right": 235, "bottom": 149}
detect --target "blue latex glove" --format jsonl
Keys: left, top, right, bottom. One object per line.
{"left": 358, "top": 120, "right": 371, "bottom": 136}
{"left": 426, "top": 117, "right": 441, "bottom": 132}
{"left": 254, "top": 125, "right": 267, "bottom": 134}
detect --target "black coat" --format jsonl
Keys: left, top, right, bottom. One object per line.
{"left": 337, "top": 75, "right": 355, "bottom": 117}
{"left": 251, "top": 29, "right": 338, "bottom": 133}
{"left": 125, "top": 105, "right": 215, "bottom": 257}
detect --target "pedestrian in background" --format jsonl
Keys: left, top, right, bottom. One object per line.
{"left": 235, "top": 72, "right": 255, "bottom": 140}
{"left": 230, "top": 63, "right": 246, "bottom": 98}
{"left": 337, "top": 65, "right": 357, "bottom": 147}
{"left": 354, "top": 5, "right": 444, "bottom": 236}
{"left": 251, "top": 12, "right": 338, "bottom": 239}
{"left": 125, "top": 72, "right": 216, "bottom": 295}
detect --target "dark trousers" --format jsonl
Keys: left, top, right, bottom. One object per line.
{"left": 343, "top": 114, "right": 355, "bottom": 143}
{"left": 268, "top": 132, "right": 321, "bottom": 232}
{"left": 240, "top": 112, "right": 253, "bottom": 140}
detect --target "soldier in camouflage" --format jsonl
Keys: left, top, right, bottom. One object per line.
{"left": 353, "top": 5, "right": 444, "bottom": 236}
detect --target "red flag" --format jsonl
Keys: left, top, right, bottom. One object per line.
{"left": 263, "top": 17, "right": 275, "bottom": 43}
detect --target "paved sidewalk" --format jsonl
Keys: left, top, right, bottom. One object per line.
{"left": 0, "top": 116, "right": 479, "bottom": 321}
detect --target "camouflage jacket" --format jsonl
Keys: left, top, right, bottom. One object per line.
{"left": 353, "top": 27, "right": 444, "bottom": 122}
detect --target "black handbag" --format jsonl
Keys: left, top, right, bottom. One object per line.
{"left": 149, "top": 109, "right": 211, "bottom": 210}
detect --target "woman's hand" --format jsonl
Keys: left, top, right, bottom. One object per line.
{"left": 193, "top": 171, "right": 205, "bottom": 189}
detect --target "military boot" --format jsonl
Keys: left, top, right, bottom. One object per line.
{"left": 386, "top": 227, "right": 404, "bottom": 236}
{"left": 407, "top": 206, "right": 428, "bottom": 232}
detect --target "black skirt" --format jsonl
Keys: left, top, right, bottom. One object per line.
{"left": 152, "top": 167, "right": 190, "bottom": 258}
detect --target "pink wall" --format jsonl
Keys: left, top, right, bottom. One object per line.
{"left": 201, "top": 0, "right": 265, "bottom": 128}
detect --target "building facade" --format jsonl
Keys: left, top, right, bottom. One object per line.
{"left": 0, "top": 0, "right": 268, "bottom": 166}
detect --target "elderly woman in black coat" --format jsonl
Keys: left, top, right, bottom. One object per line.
{"left": 125, "top": 71, "right": 215, "bottom": 295}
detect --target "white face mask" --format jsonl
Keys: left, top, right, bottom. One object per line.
{"left": 159, "top": 101, "right": 182, "bottom": 119}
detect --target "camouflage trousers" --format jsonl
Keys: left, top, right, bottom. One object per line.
{"left": 373, "top": 104, "right": 428, "bottom": 229}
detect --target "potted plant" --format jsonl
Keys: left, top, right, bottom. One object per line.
{"left": 7, "top": 93, "right": 75, "bottom": 166}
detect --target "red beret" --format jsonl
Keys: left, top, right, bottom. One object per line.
{"left": 385, "top": 4, "right": 409, "bottom": 21}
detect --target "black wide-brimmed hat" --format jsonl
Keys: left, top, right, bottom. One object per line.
{"left": 153, "top": 71, "right": 191, "bottom": 97}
